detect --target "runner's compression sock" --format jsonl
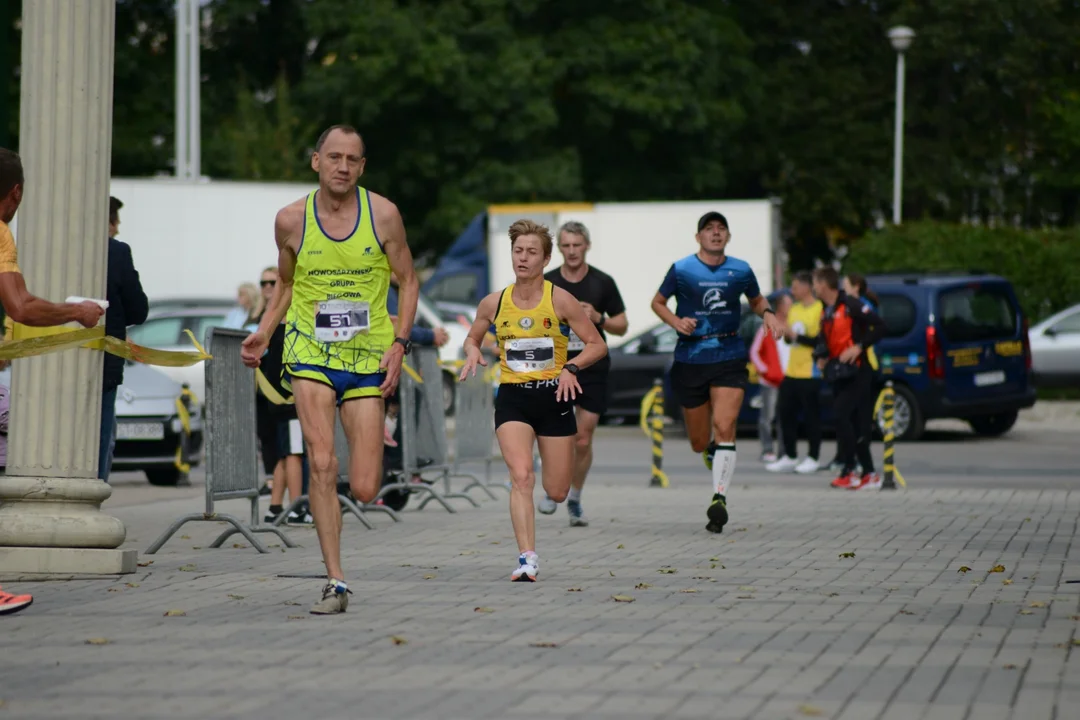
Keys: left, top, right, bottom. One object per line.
{"left": 568, "top": 487, "right": 581, "bottom": 502}
{"left": 712, "top": 444, "right": 737, "bottom": 496}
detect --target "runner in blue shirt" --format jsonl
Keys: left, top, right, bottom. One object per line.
{"left": 652, "top": 212, "right": 784, "bottom": 533}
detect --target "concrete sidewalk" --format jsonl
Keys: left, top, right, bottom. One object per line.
{"left": 2, "top": 475, "right": 1079, "bottom": 720}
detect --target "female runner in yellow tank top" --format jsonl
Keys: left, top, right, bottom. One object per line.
{"left": 460, "top": 219, "right": 607, "bottom": 582}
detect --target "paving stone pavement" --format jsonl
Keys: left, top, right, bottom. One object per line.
{"left": 2, "top": 470, "right": 1079, "bottom": 720}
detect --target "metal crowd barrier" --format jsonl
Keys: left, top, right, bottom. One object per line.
{"left": 445, "top": 350, "right": 507, "bottom": 499}
{"left": 145, "top": 328, "right": 296, "bottom": 554}
{"left": 373, "top": 347, "right": 478, "bottom": 512}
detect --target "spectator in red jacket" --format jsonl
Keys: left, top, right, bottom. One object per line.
{"left": 750, "top": 292, "right": 792, "bottom": 461}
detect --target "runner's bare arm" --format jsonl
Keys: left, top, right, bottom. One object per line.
{"left": 0, "top": 271, "right": 93, "bottom": 327}
{"left": 373, "top": 195, "right": 417, "bottom": 343}
{"left": 555, "top": 286, "right": 607, "bottom": 371}
{"left": 602, "top": 312, "right": 629, "bottom": 336}
{"left": 253, "top": 203, "right": 301, "bottom": 339}
{"left": 459, "top": 292, "right": 499, "bottom": 378}
{"left": 748, "top": 293, "right": 784, "bottom": 339}
{"left": 651, "top": 291, "right": 695, "bottom": 335}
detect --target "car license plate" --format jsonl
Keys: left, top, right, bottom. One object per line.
{"left": 974, "top": 370, "right": 1006, "bottom": 387}
{"left": 117, "top": 422, "right": 165, "bottom": 441}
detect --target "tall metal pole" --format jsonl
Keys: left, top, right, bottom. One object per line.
{"left": 892, "top": 50, "right": 906, "bottom": 225}
{"left": 174, "top": 0, "right": 188, "bottom": 178}
{"left": 188, "top": 0, "right": 200, "bottom": 179}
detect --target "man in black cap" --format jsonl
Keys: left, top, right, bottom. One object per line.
{"left": 651, "top": 211, "right": 784, "bottom": 533}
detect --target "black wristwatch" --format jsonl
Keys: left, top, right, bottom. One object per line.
{"left": 763, "top": 308, "right": 776, "bottom": 317}
{"left": 564, "top": 363, "right": 579, "bottom": 375}
{"left": 394, "top": 337, "right": 412, "bottom": 355}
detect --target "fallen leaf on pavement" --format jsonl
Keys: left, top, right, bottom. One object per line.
{"left": 658, "top": 567, "right": 677, "bottom": 574}
{"left": 567, "top": 588, "right": 582, "bottom": 592}
{"left": 232, "top": 543, "right": 247, "bottom": 549}
{"left": 178, "top": 564, "right": 196, "bottom": 572}
{"left": 1072, "top": 615, "right": 1080, "bottom": 621}
{"left": 609, "top": 571, "right": 615, "bottom": 577}
{"left": 391, "top": 636, "right": 407, "bottom": 645}
{"left": 125, "top": 583, "right": 140, "bottom": 588}
{"left": 734, "top": 528, "right": 747, "bottom": 532}
{"left": 798, "top": 705, "right": 824, "bottom": 717}
{"left": 137, "top": 560, "right": 153, "bottom": 567}
{"left": 287, "top": 615, "right": 305, "bottom": 620}
{"left": 490, "top": 541, "right": 500, "bottom": 545}
{"left": 107, "top": 588, "right": 121, "bottom": 593}
{"left": 899, "top": 610, "right": 915, "bottom": 615}
{"left": 680, "top": 589, "right": 699, "bottom": 593}
{"left": 611, "top": 595, "right": 635, "bottom": 603}
{"left": 958, "top": 566, "right": 971, "bottom": 573}
{"left": 839, "top": 552, "right": 855, "bottom": 559}
{"left": 738, "top": 586, "right": 755, "bottom": 592}
{"left": 709, "top": 557, "right": 719, "bottom": 562}
{"left": 284, "top": 601, "right": 301, "bottom": 606}
{"left": 737, "top": 595, "right": 754, "bottom": 599}
{"left": 163, "top": 610, "right": 187, "bottom": 617}
{"left": 1003, "top": 579, "right": 1013, "bottom": 585}
{"left": 1024, "top": 517, "right": 1031, "bottom": 522}
{"left": 1004, "top": 664, "right": 1017, "bottom": 669}
{"left": 1019, "top": 610, "right": 1033, "bottom": 615}
{"left": 616, "top": 544, "right": 625, "bottom": 549}
{"left": 1073, "top": 639, "right": 1080, "bottom": 646}
{"left": 692, "top": 576, "right": 711, "bottom": 580}
{"left": 1029, "top": 601, "right": 1047, "bottom": 608}
{"left": 474, "top": 607, "right": 495, "bottom": 613}
{"left": 85, "top": 638, "right": 110, "bottom": 645}
{"left": 180, "top": 535, "right": 191, "bottom": 539}
{"left": 530, "top": 642, "right": 558, "bottom": 648}
{"left": 990, "top": 564, "right": 1006, "bottom": 573}
{"left": 228, "top": 594, "right": 245, "bottom": 600}
{"left": 635, "top": 583, "right": 652, "bottom": 590}
{"left": 423, "top": 574, "right": 436, "bottom": 580}
{"left": 459, "top": 550, "right": 477, "bottom": 556}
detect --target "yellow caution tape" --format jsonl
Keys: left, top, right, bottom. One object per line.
{"left": 402, "top": 360, "right": 422, "bottom": 383}
{"left": 639, "top": 385, "right": 661, "bottom": 437}
{"left": 173, "top": 387, "right": 196, "bottom": 474}
{"left": 255, "top": 368, "right": 294, "bottom": 406}
{"left": 0, "top": 323, "right": 211, "bottom": 366}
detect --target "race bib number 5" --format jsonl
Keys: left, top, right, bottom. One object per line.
{"left": 504, "top": 337, "right": 556, "bottom": 373}
{"left": 314, "top": 300, "right": 370, "bottom": 343}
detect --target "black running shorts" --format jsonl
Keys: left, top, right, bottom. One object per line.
{"left": 495, "top": 380, "right": 577, "bottom": 437}
{"left": 670, "top": 359, "right": 749, "bottom": 409}
{"left": 572, "top": 370, "right": 608, "bottom": 416}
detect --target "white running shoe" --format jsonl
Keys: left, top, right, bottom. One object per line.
{"left": 765, "top": 456, "right": 800, "bottom": 473}
{"left": 511, "top": 552, "right": 539, "bottom": 582}
{"left": 794, "top": 457, "right": 820, "bottom": 474}
{"left": 537, "top": 494, "right": 557, "bottom": 515}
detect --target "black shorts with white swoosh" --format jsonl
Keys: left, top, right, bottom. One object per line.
{"left": 495, "top": 380, "right": 577, "bottom": 437}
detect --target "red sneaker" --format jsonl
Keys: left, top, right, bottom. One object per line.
{"left": 0, "top": 586, "right": 33, "bottom": 615}
{"left": 830, "top": 472, "right": 859, "bottom": 489}
{"left": 850, "top": 473, "right": 883, "bottom": 490}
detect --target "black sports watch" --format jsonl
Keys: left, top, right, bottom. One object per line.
{"left": 564, "top": 363, "right": 579, "bottom": 375}
{"left": 393, "top": 337, "right": 412, "bottom": 355}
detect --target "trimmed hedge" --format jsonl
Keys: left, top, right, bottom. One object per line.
{"left": 843, "top": 221, "right": 1080, "bottom": 323}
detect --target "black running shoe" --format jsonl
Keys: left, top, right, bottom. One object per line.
{"left": 706, "top": 493, "right": 728, "bottom": 533}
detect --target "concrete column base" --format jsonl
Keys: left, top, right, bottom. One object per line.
{"left": 0, "top": 546, "right": 137, "bottom": 576}
{"left": 0, "top": 476, "right": 127, "bottom": 552}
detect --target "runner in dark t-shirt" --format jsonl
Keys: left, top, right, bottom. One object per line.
{"left": 537, "top": 220, "right": 628, "bottom": 526}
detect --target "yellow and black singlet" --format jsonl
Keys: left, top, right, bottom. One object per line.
{"left": 493, "top": 281, "right": 569, "bottom": 384}
{"left": 282, "top": 187, "right": 393, "bottom": 379}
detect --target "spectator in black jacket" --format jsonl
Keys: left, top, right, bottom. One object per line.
{"left": 100, "top": 196, "right": 149, "bottom": 480}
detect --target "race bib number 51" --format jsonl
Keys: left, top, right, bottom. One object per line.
{"left": 314, "top": 300, "right": 370, "bottom": 343}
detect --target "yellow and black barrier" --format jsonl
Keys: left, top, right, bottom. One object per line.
{"left": 879, "top": 381, "right": 906, "bottom": 490}
{"left": 173, "top": 386, "right": 196, "bottom": 475}
{"left": 639, "top": 378, "right": 669, "bottom": 488}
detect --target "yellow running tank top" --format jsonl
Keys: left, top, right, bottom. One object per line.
{"left": 282, "top": 187, "right": 393, "bottom": 375}
{"left": 494, "top": 281, "right": 568, "bottom": 384}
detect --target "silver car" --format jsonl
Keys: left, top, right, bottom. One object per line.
{"left": 0, "top": 361, "right": 204, "bottom": 486}
{"left": 1029, "top": 303, "right": 1080, "bottom": 388}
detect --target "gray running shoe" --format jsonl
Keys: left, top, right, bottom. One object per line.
{"left": 567, "top": 499, "right": 588, "bottom": 527}
{"left": 310, "top": 581, "right": 351, "bottom": 615}
{"left": 537, "top": 494, "right": 557, "bottom": 515}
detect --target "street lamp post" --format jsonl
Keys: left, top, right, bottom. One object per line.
{"left": 888, "top": 26, "right": 915, "bottom": 225}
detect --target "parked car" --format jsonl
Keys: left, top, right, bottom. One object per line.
{"left": 1028, "top": 302, "right": 1080, "bottom": 388}
{"left": 125, "top": 305, "right": 233, "bottom": 405}
{"left": 0, "top": 361, "right": 204, "bottom": 487}
{"left": 605, "top": 272, "right": 1036, "bottom": 441}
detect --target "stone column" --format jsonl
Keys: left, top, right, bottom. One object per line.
{"left": 0, "top": 0, "right": 135, "bottom": 575}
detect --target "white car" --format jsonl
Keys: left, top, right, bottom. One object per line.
{"left": 126, "top": 305, "right": 233, "bottom": 406}
{"left": 1028, "top": 303, "right": 1080, "bottom": 388}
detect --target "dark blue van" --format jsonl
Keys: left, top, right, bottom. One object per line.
{"left": 866, "top": 272, "right": 1036, "bottom": 439}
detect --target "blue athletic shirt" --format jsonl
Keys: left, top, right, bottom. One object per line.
{"left": 657, "top": 254, "right": 762, "bottom": 365}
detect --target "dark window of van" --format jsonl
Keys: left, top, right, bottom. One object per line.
{"left": 425, "top": 273, "right": 478, "bottom": 304}
{"left": 939, "top": 285, "right": 1018, "bottom": 342}
{"left": 876, "top": 294, "right": 916, "bottom": 338}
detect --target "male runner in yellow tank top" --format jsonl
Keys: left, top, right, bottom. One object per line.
{"left": 241, "top": 126, "right": 419, "bottom": 615}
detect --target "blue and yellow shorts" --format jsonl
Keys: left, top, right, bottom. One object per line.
{"left": 283, "top": 364, "right": 385, "bottom": 406}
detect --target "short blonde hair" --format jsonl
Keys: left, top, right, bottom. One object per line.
{"left": 508, "top": 219, "right": 553, "bottom": 257}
